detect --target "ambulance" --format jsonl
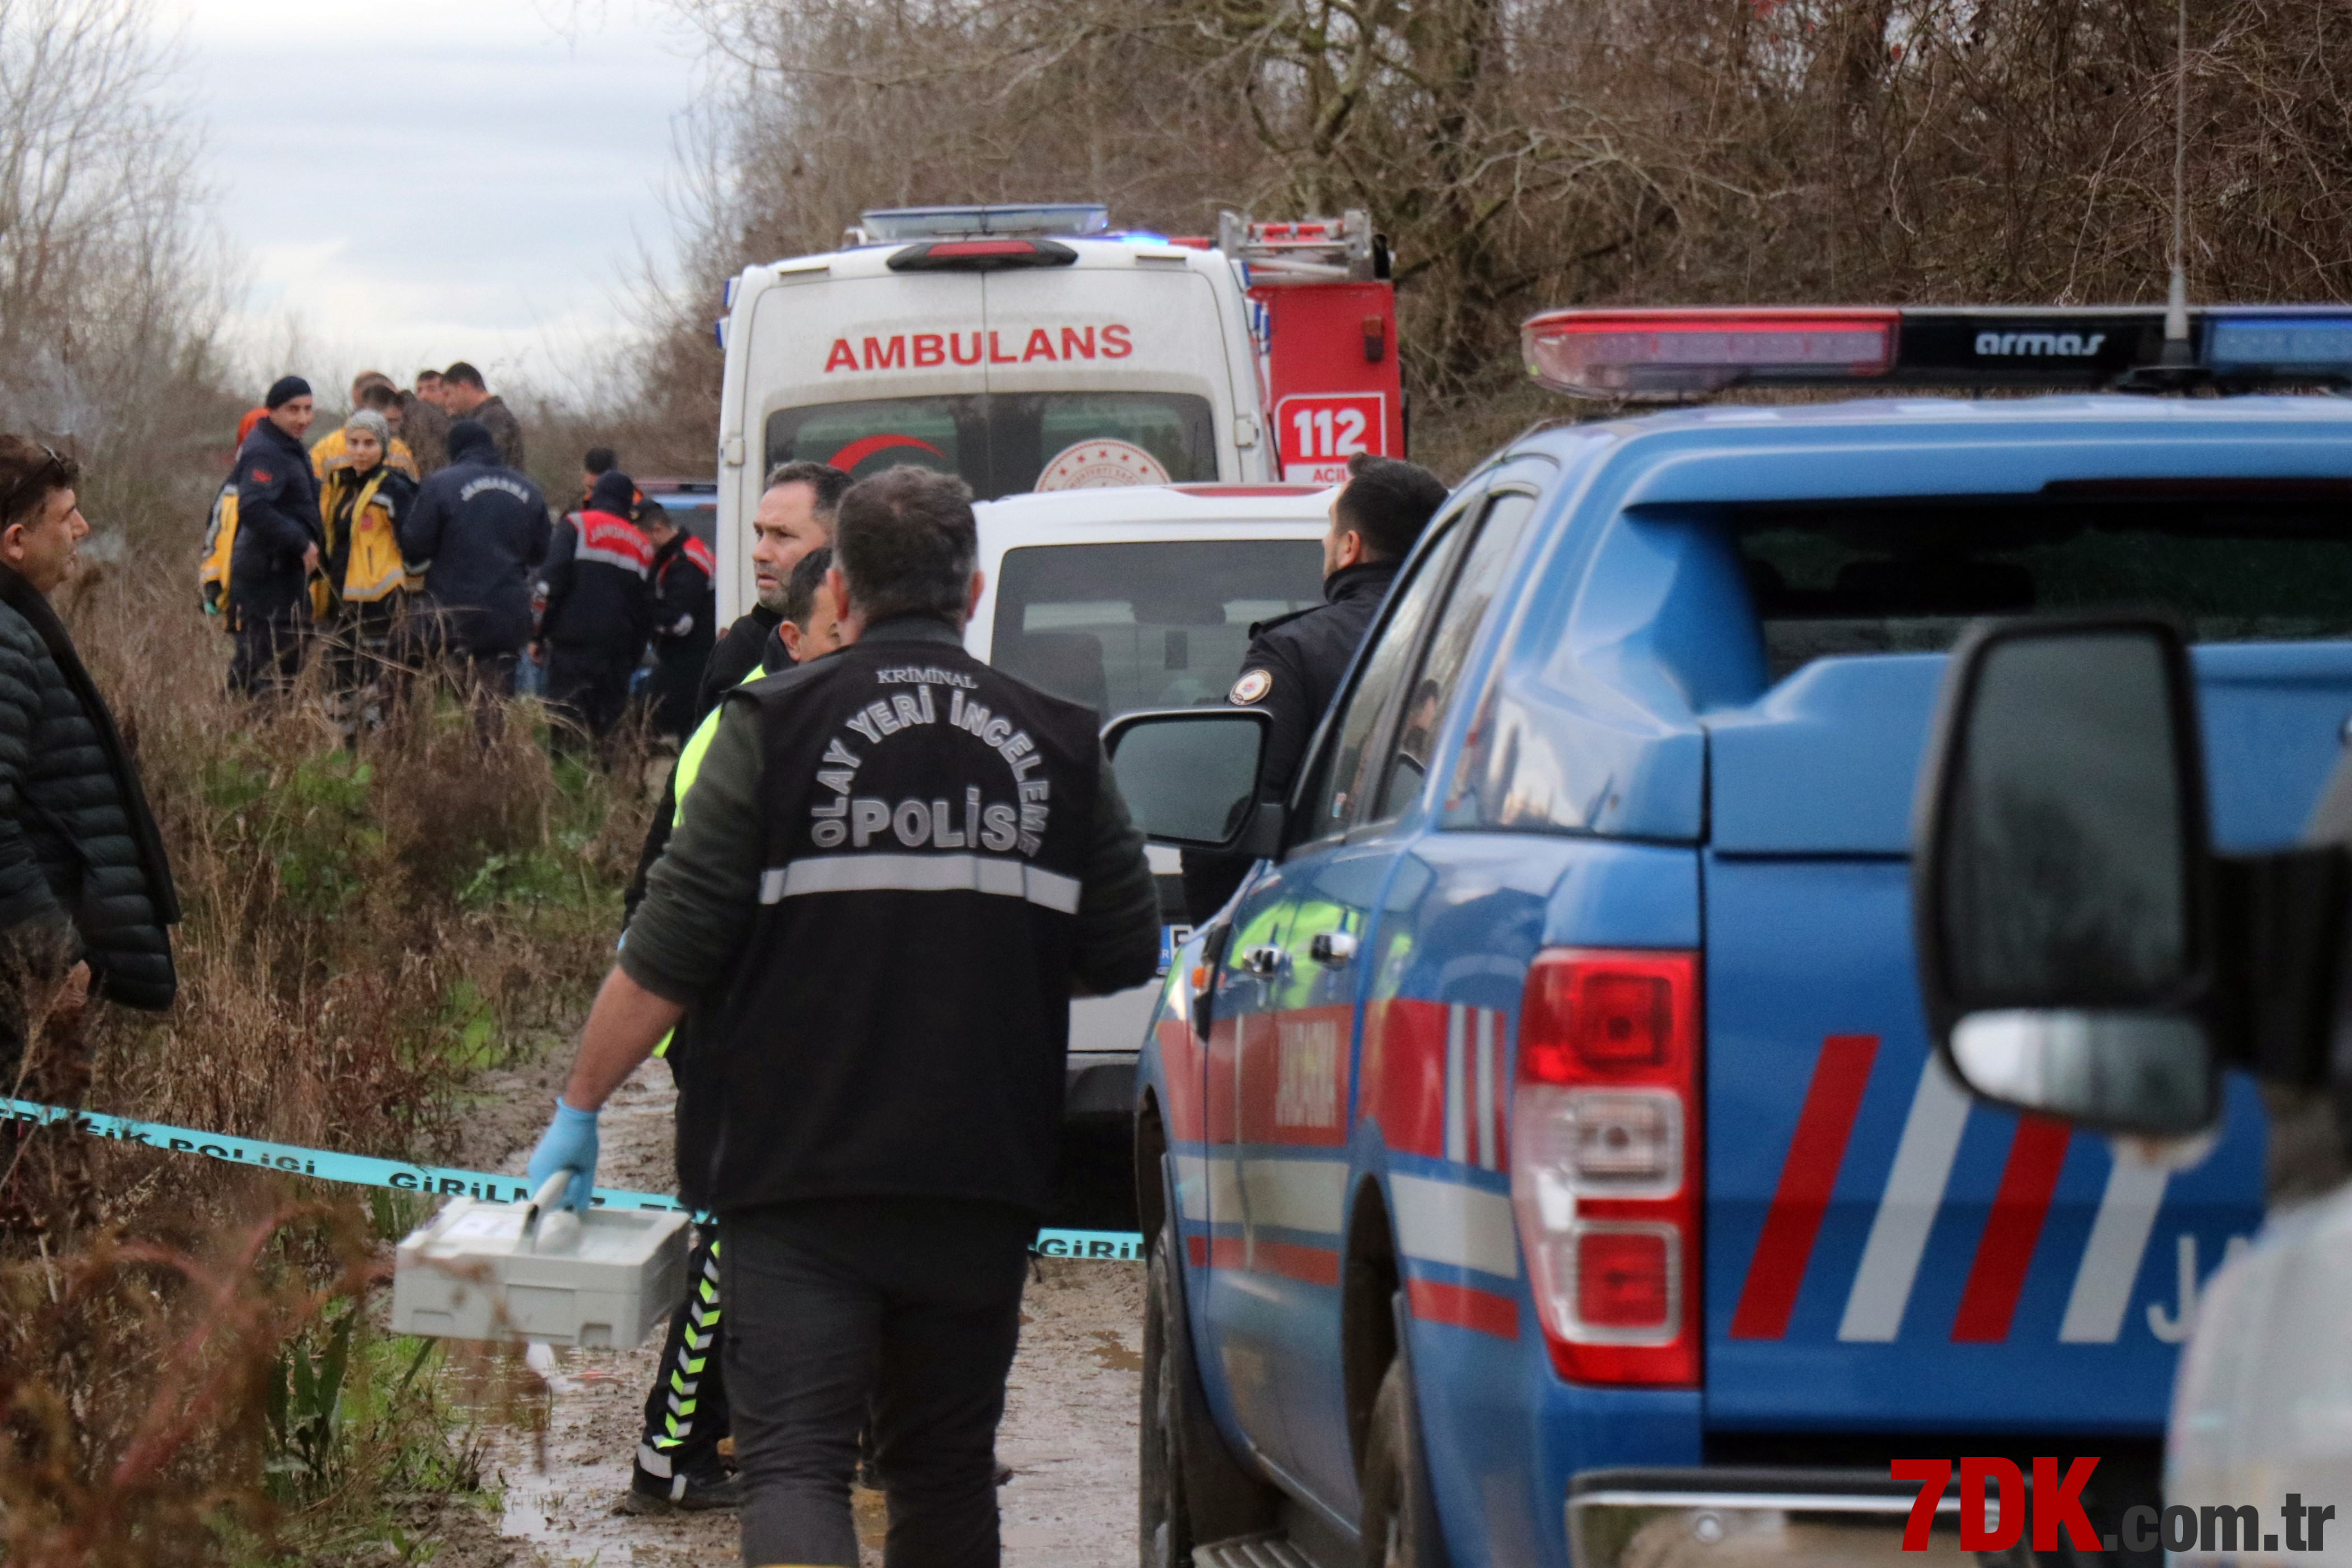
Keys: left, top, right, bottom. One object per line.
{"left": 708, "top": 202, "right": 1403, "bottom": 622}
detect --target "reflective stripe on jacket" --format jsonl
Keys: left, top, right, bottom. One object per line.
{"left": 316, "top": 465, "right": 415, "bottom": 614}
{"left": 579, "top": 512, "right": 654, "bottom": 576}
{"left": 539, "top": 510, "right": 654, "bottom": 650}
{"left": 668, "top": 632, "right": 1104, "bottom": 1214}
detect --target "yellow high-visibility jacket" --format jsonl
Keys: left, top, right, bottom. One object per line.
{"left": 670, "top": 673, "right": 751, "bottom": 817}
{"left": 199, "top": 481, "right": 236, "bottom": 616}
{"left": 314, "top": 465, "right": 415, "bottom": 619}
{"left": 648, "top": 660, "right": 768, "bottom": 1059}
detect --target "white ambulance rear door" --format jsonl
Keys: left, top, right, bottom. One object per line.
{"left": 980, "top": 249, "right": 1267, "bottom": 494}
{"left": 732, "top": 260, "right": 989, "bottom": 618}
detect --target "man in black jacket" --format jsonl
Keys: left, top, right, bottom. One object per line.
{"left": 535, "top": 469, "right": 652, "bottom": 751}
{"left": 699, "top": 461, "right": 848, "bottom": 710}
{"left": 1182, "top": 451, "right": 1448, "bottom": 921}
{"left": 399, "top": 419, "right": 552, "bottom": 697}
{"left": 228, "top": 376, "right": 322, "bottom": 696}
{"left": 640, "top": 499, "right": 716, "bottom": 743}
{"left": 622, "top": 463, "right": 850, "bottom": 907}
{"left": 528, "top": 466, "right": 1160, "bottom": 1567}
{"left": 0, "top": 437, "right": 178, "bottom": 1092}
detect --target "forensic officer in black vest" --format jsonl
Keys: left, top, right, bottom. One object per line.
{"left": 525, "top": 464, "right": 1160, "bottom": 1567}
{"left": 1182, "top": 451, "right": 1449, "bottom": 922}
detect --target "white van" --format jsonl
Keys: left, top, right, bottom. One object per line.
{"left": 712, "top": 204, "right": 1277, "bottom": 622}
{"left": 965, "top": 482, "right": 1333, "bottom": 1119}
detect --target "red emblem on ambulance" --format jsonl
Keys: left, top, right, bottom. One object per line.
{"left": 1034, "top": 439, "right": 1169, "bottom": 491}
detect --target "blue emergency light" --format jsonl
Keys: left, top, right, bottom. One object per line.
{"left": 2204, "top": 312, "right": 2352, "bottom": 380}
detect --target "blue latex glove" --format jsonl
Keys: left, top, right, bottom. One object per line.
{"left": 524, "top": 1097, "right": 600, "bottom": 1214}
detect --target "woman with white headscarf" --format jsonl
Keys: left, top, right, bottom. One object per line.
{"left": 315, "top": 408, "right": 417, "bottom": 732}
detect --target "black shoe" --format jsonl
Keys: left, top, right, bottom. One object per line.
{"left": 627, "top": 1460, "right": 742, "bottom": 1513}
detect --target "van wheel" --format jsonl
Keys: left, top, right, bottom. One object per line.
{"left": 1141, "top": 1220, "right": 1275, "bottom": 1566}
{"left": 1360, "top": 1358, "right": 1448, "bottom": 1568}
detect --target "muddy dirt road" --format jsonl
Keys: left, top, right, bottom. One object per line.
{"left": 465, "top": 1055, "right": 1142, "bottom": 1566}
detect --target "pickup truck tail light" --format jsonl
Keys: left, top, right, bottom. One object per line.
{"left": 1511, "top": 949, "right": 1701, "bottom": 1386}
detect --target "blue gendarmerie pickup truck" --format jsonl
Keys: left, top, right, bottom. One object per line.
{"left": 1110, "top": 306, "right": 2352, "bottom": 1568}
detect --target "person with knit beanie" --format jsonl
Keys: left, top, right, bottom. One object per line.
{"left": 227, "top": 377, "right": 322, "bottom": 695}
{"left": 315, "top": 407, "right": 418, "bottom": 735}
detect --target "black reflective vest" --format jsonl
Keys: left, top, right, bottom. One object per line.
{"left": 675, "top": 631, "right": 1101, "bottom": 1216}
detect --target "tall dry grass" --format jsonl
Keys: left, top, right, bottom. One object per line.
{"left": 0, "top": 563, "right": 654, "bottom": 1564}
{"left": 61, "top": 569, "right": 648, "bottom": 1161}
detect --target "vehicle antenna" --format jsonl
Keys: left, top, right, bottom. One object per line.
{"left": 2162, "top": 0, "right": 2191, "bottom": 362}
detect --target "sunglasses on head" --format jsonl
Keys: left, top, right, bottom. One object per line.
{"left": 1, "top": 444, "right": 72, "bottom": 529}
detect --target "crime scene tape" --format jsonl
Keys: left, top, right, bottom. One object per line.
{"left": 0, "top": 1095, "right": 1146, "bottom": 1263}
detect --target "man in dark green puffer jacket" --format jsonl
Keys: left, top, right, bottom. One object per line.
{"left": 0, "top": 436, "right": 179, "bottom": 1089}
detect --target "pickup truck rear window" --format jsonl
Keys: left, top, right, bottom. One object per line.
{"left": 990, "top": 540, "right": 1324, "bottom": 716}
{"left": 766, "top": 392, "right": 1216, "bottom": 500}
{"left": 1737, "top": 493, "right": 2352, "bottom": 679}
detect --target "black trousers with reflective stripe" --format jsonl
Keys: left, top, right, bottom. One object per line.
{"left": 638, "top": 1224, "right": 730, "bottom": 1483}
{"left": 724, "top": 1197, "right": 1032, "bottom": 1568}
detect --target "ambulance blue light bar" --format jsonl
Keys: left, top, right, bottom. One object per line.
{"left": 1526, "top": 304, "right": 2352, "bottom": 398}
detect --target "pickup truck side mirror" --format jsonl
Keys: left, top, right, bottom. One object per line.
{"left": 1912, "top": 617, "right": 2222, "bottom": 1136}
{"left": 1103, "top": 707, "right": 1284, "bottom": 856}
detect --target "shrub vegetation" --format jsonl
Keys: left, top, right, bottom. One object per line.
{"left": 0, "top": 571, "right": 651, "bottom": 1566}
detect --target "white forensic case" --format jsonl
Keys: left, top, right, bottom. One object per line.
{"left": 391, "top": 1177, "right": 689, "bottom": 1348}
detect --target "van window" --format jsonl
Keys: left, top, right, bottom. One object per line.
{"left": 767, "top": 392, "right": 1217, "bottom": 500}
{"left": 1738, "top": 492, "right": 2352, "bottom": 681}
{"left": 990, "top": 540, "right": 1324, "bottom": 716}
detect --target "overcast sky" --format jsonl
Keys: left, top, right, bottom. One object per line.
{"left": 172, "top": 0, "right": 704, "bottom": 402}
